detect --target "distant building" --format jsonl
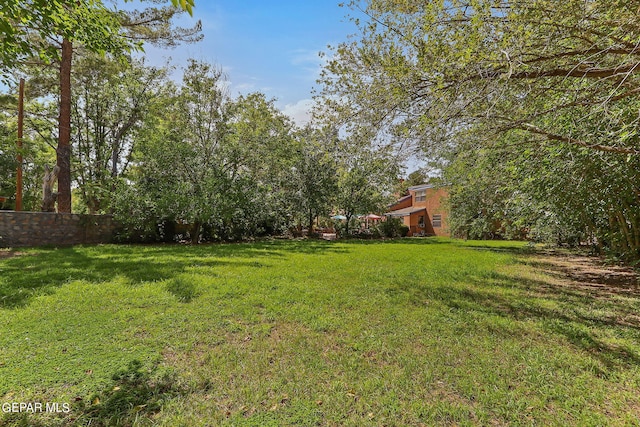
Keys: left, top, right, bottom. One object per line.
{"left": 385, "top": 184, "right": 449, "bottom": 237}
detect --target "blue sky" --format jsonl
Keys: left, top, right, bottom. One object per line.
{"left": 139, "top": 0, "right": 363, "bottom": 125}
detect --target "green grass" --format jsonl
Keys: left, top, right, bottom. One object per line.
{"left": 1, "top": 239, "right": 639, "bottom": 426}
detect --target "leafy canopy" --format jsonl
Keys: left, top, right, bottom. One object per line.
{"left": 1, "top": 0, "right": 195, "bottom": 75}
{"left": 321, "top": 0, "right": 640, "bottom": 155}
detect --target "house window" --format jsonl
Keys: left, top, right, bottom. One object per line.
{"left": 418, "top": 215, "right": 425, "bottom": 228}
{"left": 432, "top": 214, "right": 442, "bottom": 228}
{"left": 415, "top": 189, "right": 426, "bottom": 202}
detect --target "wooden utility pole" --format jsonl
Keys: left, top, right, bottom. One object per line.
{"left": 57, "top": 38, "right": 72, "bottom": 213}
{"left": 16, "top": 78, "right": 24, "bottom": 211}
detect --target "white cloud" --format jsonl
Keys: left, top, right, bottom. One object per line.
{"left": 289, "top": 48, "right": 332, "bottom": 82}
{"left": 281, "top": 99, "right": 314, "bottom": 126}
{"left": 227, "top": 77, "right": 274, "bottom": 97}
{"left": 290, "top": 49, "right": 323, "bottom": 66}
{"left": 233, "top": 82, "right": 256, "bottom": 92}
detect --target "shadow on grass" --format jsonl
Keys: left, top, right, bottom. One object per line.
{"left": 459, "top": 243, "right": 535, "bottom": 255}
{"left": 339, "top": 237, "right": 452, "bottom": 245}
{"left": 389, "top": 267, "right": 640, "bottom": 371}
{"left": 242, "top": 239, "right": 352, "bottom": 255}
{"left": 0, "top": 240, "right": 349, "bottom": 309}
{"left": 166, "top": 277, "right": 200, "bottom": 303}
{"left": 0, "top": 360, "right": 182, "bottom": 427}
{"left": 75, "top": 360, "right": 181, "bottom": 426}
{"left": 365, "top": 236, "right": 532, "bottom": 254}
{"left": 471, "top": 274, "right": 640, "bottom": 371}
{"left": 516, "top": 257, "right": 640, "bottom": 293}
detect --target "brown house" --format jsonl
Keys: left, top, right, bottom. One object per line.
{"left": 385, "top": 184, "right": 449, "bottom": 237}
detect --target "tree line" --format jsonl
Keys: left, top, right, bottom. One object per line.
{"left": 9, "top": 0, "right": 634, "bottom": 256}
{"left": 0, "top": 0, "right": 404, "bottom": 243}
{"left": 2, "top": 0, "right": 200, "bottom": 213}
{"left": 0, "top": 55, "right": 399, "bottom": 242}
{"left": 319, "top": 0, "right": 640, "bottom": 261}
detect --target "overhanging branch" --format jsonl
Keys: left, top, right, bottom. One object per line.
{"left": 518, "top": 123, "right": 640, "bottom": 155}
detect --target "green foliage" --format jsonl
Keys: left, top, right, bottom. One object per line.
{"left": 395, "top": 169, "right": 428, "bottom": 196}
{"left": 376, "top": 217, "right": 408, "bottom": 238}
{"left": 114, "top": 60, "right": 299, "bottom": 242}
{"left": 119, "top": 1, "right": 202, "bottom": 48}
{"left": 289, "top": 127, "right": 338, "bottom": 232}
{"left": 1, "top": 0, "right": 197, "bottom": 76}
{"left": 324, "top": 0, "right": 640, "bottom": 155}
{"left": 0, "top": 121, "right": 17, "bottom": 209}
{"left": 2, "top": 0, "right": 201, "bottom": 215}
{"left": 0, "top": 90, "right": 56, "bottom": 211}
{"left": 333, "top": 135, "right": 399, "bottom": 234}
{"left": 444, "top": 128, "right": 640, "bottom": 258}
{"left": 0, "top": 1, "right": 132, "bottom": 76}
{"left": 321, "top": 0, "right": 640, "bottom": 259}
{"left": 71, "top": 54, "right": 169, "bottom": 214}
{"left": 169, "top": 0, "right": 195, "bottom": 16}
{"left": 115, "top": 60, "right": 230, "bottom": 241}
{"left": 444, "top": 138, "right": 530, "bottom": 240}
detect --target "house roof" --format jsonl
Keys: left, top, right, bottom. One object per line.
{"left": 384, "top": 206, "right": 426, "bottom": 217}
{"left": 408, "top": 183, "right": 435, "bottom": 191}
{"left": 388, "top": 194, "right": 411, "bottom": 208}
{"left": 408, "top": 183, "right": 451, "bottom": 191}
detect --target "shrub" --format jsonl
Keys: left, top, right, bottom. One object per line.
{"left": 377, "top": 218, "right": 407, "bottom": 238}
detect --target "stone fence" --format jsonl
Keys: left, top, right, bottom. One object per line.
{"left": 0, "top": 211, "right": 116, "bottom": 247}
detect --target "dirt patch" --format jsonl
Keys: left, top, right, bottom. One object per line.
{"left": 530, "top": 250, "right": 640, "bottom": 297}
{"left": 0, "top": 250, "right": 23, "bottom": 260}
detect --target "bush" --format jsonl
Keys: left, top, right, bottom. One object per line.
{"left": 377, "top": 218, "right": 408, "bottom": 238}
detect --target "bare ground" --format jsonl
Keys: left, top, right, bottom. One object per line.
{"left": 531, "top": 249, "right": 640, "bottom": 297}
{"left": 0, "top": 250, "right": 22, "bottom": 260}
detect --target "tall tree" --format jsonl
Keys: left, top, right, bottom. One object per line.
{"left": 3, "top": 1, "right": 131, "bottom": 212}
{"left": 224, "top": 92, "right": 298, "bottom": 237}
{"left": 116, "top": 63, "right": 310, "bottom": 242}
{"left": 71, "top": 54, "right": 167, "bottom": 213}
{"left": 2, "top": 0, "right": 198, "bottom": 212}
{"left": 333, "top": 136, "right": 399, "bottom": 235}
{"left": 290, "top": 127, "right": 338, "bottom": 234}
{"left": 0, "top": 91, "right": 57, "bottom": 211}
{"left": 0, "top": 1, "right": 129, "bottom": 77}
{"left": 118, "top": 60, "right": 231, "bottom": 242}
{"left": 319, "top": 0, "right": 640, "bottom": 259}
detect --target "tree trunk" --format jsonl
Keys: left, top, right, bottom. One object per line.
{"left": 16, "top": 78, "right": 24, "bottom": 211}
{"left": 41, "top": 165, "right": 60, "bottom": 212}
{"left": 57, "top": 38, "right": 73, "bottom": 213}
{"left": 191, "top": 221, "right": 201, "bottom": 244}
{"left": 345, "top": 213, "right": 352, "bottom": 236}
{"left": 621, "top": 202, "right": 640, "bottom": 257}
{"left": 308, "top": 209, "right": 314, "bottom": 236}
{"left": 616, "top": 211, "right": 633, "bottom": 258}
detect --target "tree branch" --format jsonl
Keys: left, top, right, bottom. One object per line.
{"left": 518, "top": 123, "right": 640, "bottom": 155}
{"left": 488, "top": 62, "right": 640, "bottom": 80}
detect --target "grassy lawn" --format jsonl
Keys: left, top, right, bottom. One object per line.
{"left": 1, "top": 238, "right": 640, "bottom": 426}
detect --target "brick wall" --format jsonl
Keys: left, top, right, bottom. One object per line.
{"left": 0, "top": 211, "right": 116, "bottom": 247}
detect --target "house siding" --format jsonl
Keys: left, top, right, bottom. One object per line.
{"left": 421, "top": 187, "right": 449, "bottom": 237}
{"left": 388, "top": 185, "right": 450, "bottom": 237}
